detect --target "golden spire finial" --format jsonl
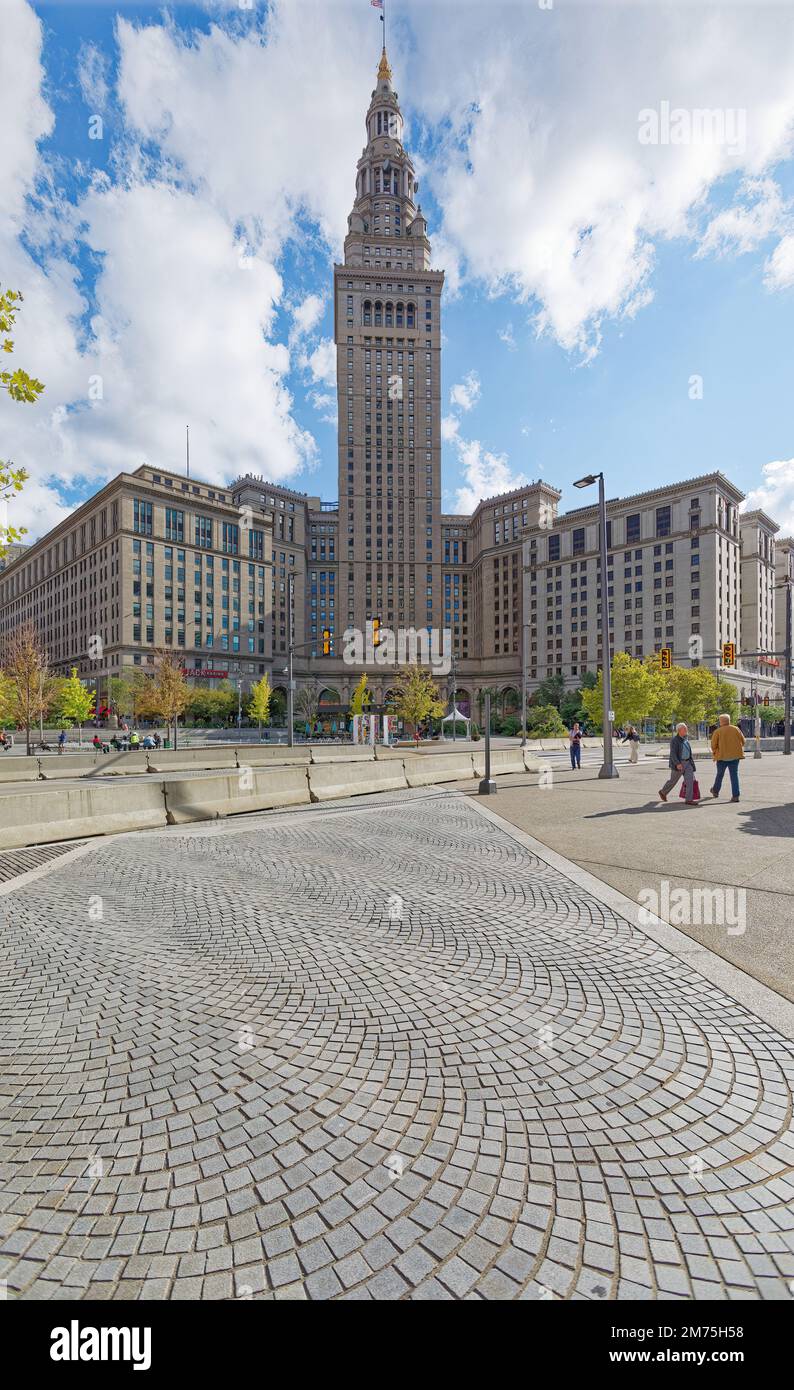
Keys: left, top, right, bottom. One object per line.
{"left": 377, "top": 47, "right": 392, "bottom": 81}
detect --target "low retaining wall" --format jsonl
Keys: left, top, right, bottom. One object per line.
{"left": 402, "top": 752, "right": 476, "bottom": 787}
{"left": 163, "top": 766, "right": 311, "bottom": 823}
{"left": 0, "top": 782, "right": 167, "bottom": 849}
{"left": 308, "top": 758, "right": 408, "bottom": 802}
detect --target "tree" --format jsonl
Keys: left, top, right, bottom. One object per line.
{"left": 349, "top": 674, "right": 371, "bottom": 717}
{"left": 55, "top": 667, "right": 95, "bottom": 746}
{"left": 391, "top": 664, "right": 444, "bottom": 742}
{"left": 666, "top": 665, "right": 715, "bottom": 729}
{"left": 5, "top": 623, "right": 53, "bottom": 754}
{"left": 186, "top": 684, "right": 236, "bottom": 726}
{"left": 296, "top": 680, "right": 320, "bottom": 730}
{"left": 580, "top": 651, "right": 657, "bottom": 731}
{"left": 525, "top": 704, "right": 567, "bottom": 737}
{"left": 1, "top": 287, "right": 43, "bottom": 557}
{"left": 532, "top": 674, "right": 565, "bottom": 709}
{"left": 708, "top": 677, "right": 739, "bottom": 727}
{"left": 108, "top": 675, "right": 133, "bottom": 724}
{"left": 248, "top": 674, "right": 272, "bottom": 739}
{"left": 150, "top": 651, "right": 188, "bottom": 747}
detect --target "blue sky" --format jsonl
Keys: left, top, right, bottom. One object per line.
{"left": 2, "top": 0, "right": 794, "bottom": 540}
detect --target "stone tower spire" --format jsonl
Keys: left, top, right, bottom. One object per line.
{"left": 343, "top": 48, "right": 430, "bottom": 272}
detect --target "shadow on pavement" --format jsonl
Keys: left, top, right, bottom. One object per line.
{"left": 735, "top": 803, "right": 794, "bottom": 836}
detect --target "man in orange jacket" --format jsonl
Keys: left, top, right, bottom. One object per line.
{"left": 710, "top": 713, "right": 745, "bottom": 803}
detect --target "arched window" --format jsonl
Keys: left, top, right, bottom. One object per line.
{"left": 396, "top": 301, "right": 404, "bottom": 326}
{"left": 385, "top": 300, "right": 394, "bottom": 326}
{"left": 406, "top": 302, "right": 415, "bottom": 328}
{"left": 374, "top": 300, "right": 383, "bottom": 326}
{"left": 374, "top": 169, "right": 382, "bottom": 194}
{"left": 363, "top": 300, "right": 372, "bottom": 326}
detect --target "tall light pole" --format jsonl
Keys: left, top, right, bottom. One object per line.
{"left": 520, "top": 620, "right": 529, "bottom": 749}
{"left": 785, "top": 578, "right": 792, "bottom": 756}
{"left": 287, "top": 571, "right": 295, "bottom": 748}
{"left": 573, "top": 471, "right": 618, "bottom": 778}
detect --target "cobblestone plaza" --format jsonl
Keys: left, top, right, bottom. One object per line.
{"left": 1, "top": 791, "right": 792, "bottom": 1301}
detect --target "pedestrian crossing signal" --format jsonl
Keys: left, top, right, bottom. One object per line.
{"left": 722, "top": 641, "right": 736, "bottom": 667}
{"left": 660, "top": 647, "right": 672, "bottom": 670}
{"left": 322, "top": 627, "right": 331, "bottom": 655}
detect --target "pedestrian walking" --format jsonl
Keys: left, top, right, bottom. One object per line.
{"left": 57, "top": 729, "right": 67, "bottom": 755}
{"left": 709, "top": 712, "right": 745, "bottom": 803}
{"left": 569, "top": 721, "right": 583, "bottom": 770}
{"left": 659, "top": 723, "right": 699, "bottom": 804}
{"left": 622, "top": 725, "right": 640, "bottom": 764}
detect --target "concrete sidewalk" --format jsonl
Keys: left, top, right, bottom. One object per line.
{"left": 459, "top": 752, "right": 794, "bottom": 1002}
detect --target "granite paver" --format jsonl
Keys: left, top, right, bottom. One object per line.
{"left": 1, "top": 790, "right": 793, "bottom": 1299}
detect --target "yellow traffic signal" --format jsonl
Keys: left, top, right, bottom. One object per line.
{"left": 372, "top": 617, "right": 381, "bottom": 648}
{"left": 660, "top": 647, "right": 672, "bottom": 671}
{"left": 322, "top": 627, "right": 331, "bottom": 656}
{"left": 722, "top": 641, "right": 736, "bottom": 667}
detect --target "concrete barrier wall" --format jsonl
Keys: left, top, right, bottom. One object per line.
{"left": 0, "top": 758, "right": 47, "bottom": 781}
{"left": 163, "top": 766, "right": 311, "bottom": 823}
{"left": 146, "top": 748, "right": 238, "bottom": 773}
{"left": 37, "top": 753, "right": 98, "bottom": 779}
{"left": 309, "top": 746, "right": 375, "bottom": 763}
{"left": 0, "top": 782, "right": 167, "bottom": 850}
{"left": 308, "top": 758, "right": 408, "bottom": 801}
{"left": 240, "top": 747, "right": 312, "bottom": 766}
{"left": 402, "top": 752, "right": 475, "bottom": 787}
{"left": 471, "top": 747, "right": 528, "bottom": 778}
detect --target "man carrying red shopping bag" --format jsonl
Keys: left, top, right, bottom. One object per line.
{"left": 658, "top": 722, "right": 700, "bottom": 806}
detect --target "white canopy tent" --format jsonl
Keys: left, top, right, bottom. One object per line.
{"left": 441, "top": 706, "right": 471, "bottom": 739}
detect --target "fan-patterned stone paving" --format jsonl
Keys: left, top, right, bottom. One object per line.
{"left": 1, "top": 792, "right": 792, "bottom": 1300}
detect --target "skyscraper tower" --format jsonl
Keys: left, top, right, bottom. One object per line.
{"left": 334, "top": 47, "right": 444, "bottom": 647}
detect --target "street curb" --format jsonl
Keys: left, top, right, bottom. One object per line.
{"left": 467, "top": 795, "right": 794, "bottom": 1043}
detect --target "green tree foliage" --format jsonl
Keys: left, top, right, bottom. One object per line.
{"left": 1, "top": 287, "right": 43, "bottom": 557}
{"left": 392, "top": 664, "right": 444, "bottom": 737}
{"left": 581, "top": 651, "right": 658, "bottom": 730}
{"left": 55, "top": 666, "right": 95, "bottom": 746}
{"left": 532, "top": 674, "right": 565, "bottom": 709}
{"left": 248, "top": 674, "right": 272, "bottom": 735}
{"left": 525, "top": 704, "right": 567, "bottom": 737}
{"left": 349, "top": 674, "right": 372, "bottom": 716}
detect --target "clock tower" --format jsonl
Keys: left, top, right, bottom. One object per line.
{"left": 334, "top": 47, "right": 444, "bottom": 646}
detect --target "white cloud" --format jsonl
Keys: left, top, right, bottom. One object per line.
{"left": 405, "top": 0, "right": 794, "bottom": 357}
{"left": 743, "top": 458, "right": 794, "bottom": 534}
{"left": 498, "top": 323, "right": 516, "bottom": 350}
{"left": 448, "top": 371, "right": 481, "bottom": 413}
{"left": 444, "top": 370, "right": 525, "bottom": 511}
{"left": 764, "top": 234, "right": 794, "bottom": 291}
{"left": 299, "top": 337, "right": 336, "bottom": 389}
{"left": 697, "top": 178, "right": 789, "bottom": 258}
{"left": 289, "top": 292, "right": 325, "bottom": 343}
{"left": 77, "top": 41, "right": 110, "bottom": 114}
{"left": 452, "top": 437, "right": 528, "bottom": 516}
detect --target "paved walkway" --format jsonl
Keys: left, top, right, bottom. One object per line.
{"left": 1, "top": 790, "right": 793, "bottom": 1300}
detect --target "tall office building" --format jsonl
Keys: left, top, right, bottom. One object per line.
{"left": 335, "top": 48, "right": 443, "bottom": 639}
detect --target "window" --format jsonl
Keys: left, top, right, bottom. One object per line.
{"left": 548, "top": 535, "right": 560, "bottom": 562}
{"left": 133, "top": 499, "right": 153, "bottom": 536}
{"left": 195, "top": 515, "right": 213, "bottom": 549}
{"left": 626, "top": 513, "right": 640, "bottom": 543}
{"left": 222, "top": 522, "right": 240, "bottom": 555}
{"left": 655, "top": 505, "right": 671, "bottom": 537}
{"left": 572, "top": 527, "right": 585, "bottom": 557}
{"left": 165, "top": 508, "right": 184, "bottom": 543}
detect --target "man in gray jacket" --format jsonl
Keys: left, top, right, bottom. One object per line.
{"left": 659, "top": 722, "right": 699, "bottom": 805}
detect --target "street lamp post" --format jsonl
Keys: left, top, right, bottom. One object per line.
{"left": 573, "top": 471, "right": 618, "bottom": 779}
{"left": 785, "top": 579, "right": 792, "bottom": 756}
{"left": 287, "top": 572, "right": 295, "bottom": 749}
{"left": 520, "top": 621, "right": 529, "bottom": 749}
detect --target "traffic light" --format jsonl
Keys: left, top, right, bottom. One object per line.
{"left": 722, "top": 641, "right": 736, "bottom": 667}
{"left": 372, "top": 617, "right": 381, "bottom": 648}
{"left": 660, "top": 647, "right": 672, "bottom": 671}
{"left": 322, "top": 627, "right": 331, "bottom": 656}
